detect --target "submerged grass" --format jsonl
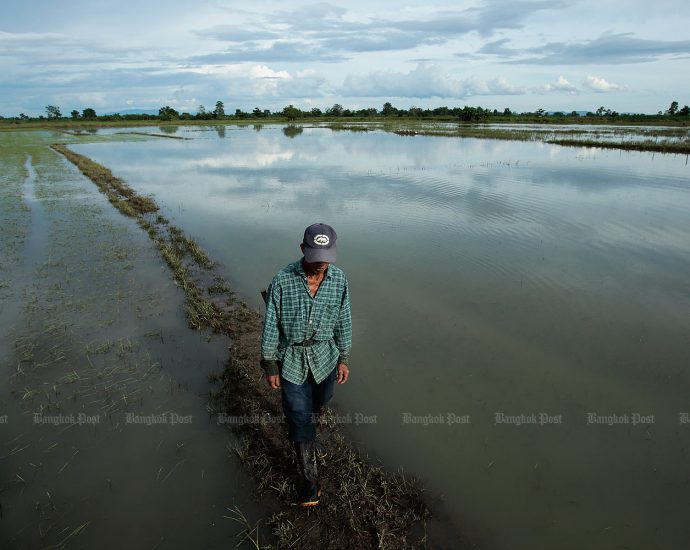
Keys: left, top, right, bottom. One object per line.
{"left": 0, "top": 136, "right": 190, "bottom": 548}
{"left": 52, "top": 142, "right": 438, "bottom": 548}
{"left": 115, "top": 131, "right": 190, "bottom": 140}
{"left": 384, "top": 124, "right": 690, "bottom": 154}
{"left": 51, "top": 144, "right": 158, "bottom": 214}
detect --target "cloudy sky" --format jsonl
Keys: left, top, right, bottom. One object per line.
{"left": 2, "top": 0, "right": 689, "bottom": 116}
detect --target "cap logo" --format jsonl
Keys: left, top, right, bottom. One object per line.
{"left": 313, "top": 234, "right": 330, "bottom": 246}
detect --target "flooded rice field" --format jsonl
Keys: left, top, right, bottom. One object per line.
{"left": 2, "top": 124, "right": 689, "bottom": 549}
{"left": 0, "top": 132, "right": 269, "bottom": 549}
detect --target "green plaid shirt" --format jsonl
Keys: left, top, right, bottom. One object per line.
{"left": 260, "top": 259, "right": 352, "bottom": 384}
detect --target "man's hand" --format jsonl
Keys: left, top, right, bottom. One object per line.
{"left": 266, "top": 375, "right": 281, "bottom": 389}
{"left": 337, "top": 363, "right": 349, "bottom": 384}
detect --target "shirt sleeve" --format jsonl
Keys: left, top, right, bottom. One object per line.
{"left": 260, "top": 281, "right": 281, "bottom": 376}
{"left": 333, "top": 279, "right": 352, "bottom": 365}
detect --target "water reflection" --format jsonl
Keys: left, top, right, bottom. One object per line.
{"left": 282, "top": 125, "right": 303, "bottom": 138}
{"left": 73, "top": 126, "right": 690, "bottom": 550}
{"left": 159, "top": 125, "right": 179, "bottom": 134}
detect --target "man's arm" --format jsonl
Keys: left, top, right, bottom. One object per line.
{"left": 260, "top": 282, "right": 281, "bottom": 379}
{"left": 333, "top": 280, "right": 352, "bottom": 366}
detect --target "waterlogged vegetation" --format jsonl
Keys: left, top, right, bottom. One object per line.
{"left": 0, "top": 131, "right": 270, "bottom": 548}
{"left": 382, "top": 122, "right": 690, "bottom": 154}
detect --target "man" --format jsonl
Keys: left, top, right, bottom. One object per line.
{"left": 260, "top": 222, "right": 352, "bottom": 507}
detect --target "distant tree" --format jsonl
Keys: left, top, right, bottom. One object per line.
{"left": 679, "top": 105, "right": 690, "bottom": 116}
{"left": 82, "top": 108, "right": 97, "bottom": 119}
{"left": 666, "top": 101, "right": 679, "bottom": 115}
{"left": 408, "top": 106, "right": 423, "bottom": 118}
{"left": 458, "top": 106, "right": 489, "bottom": 122}
{"left": 282, "top": 104, "right": 302, "bottom": 121}
{"left": 235, "top": 108, "right": 249, "bottom": 119}
{"left": 595, "top": 106, "right": 607, "bottom": 116}
{"left": 459, "top": 106, "right": 474, "bottom": 121}
{"left": 158, "top": 106, "right": 179, "bottom": 120}
{"left": 326, "top": 103, "right": 343, "bottom": 116}
{"left": 536, "top": 108, "right": 546, "bottom": 117}
{"left": 197, "top": 104, "right": 206, "bottom": 116}
{"left": 382, "top": 102, "right": 395, "bottom": 116}
{"left": 252, "top": 107, "right": 263, "bottom": 118}
{"left": 263, "top": 109, "right": 271, "bottom": 117}
{"left": 45, "top": 105, "right": 62, "bottom": 119}
{"left": 503, "top": 107, "right": 512, "bottom": 116}
{"left": 213, "top": 100, "right": 225, "bottom": 118}
{"left": 570, "top": 111, "right": 579, "bottom": 117}
{"left": 310, "top": 107, "right": 323, "bottom": 116}
{"left": 19, "top": 113, "right": 29, "bottom": 120}
{"left": 70, "top": 110, "right": 80, "bottom": 119}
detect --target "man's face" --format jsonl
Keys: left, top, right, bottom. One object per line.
{"left": 306, "top": 260, "right": 329, "bottom": 273}
{"left": 300, "top": 243, "right": 329, "bottom": 273}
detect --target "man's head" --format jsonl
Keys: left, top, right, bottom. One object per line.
{"left": 300, "top": 223, "right": 337, "bottom": 268}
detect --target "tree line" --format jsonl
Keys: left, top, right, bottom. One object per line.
{"left": 4, "top": 100, "right": 689, "bottom": 124}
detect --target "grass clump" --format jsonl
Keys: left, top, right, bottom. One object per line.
{"left": 51, "top": 144, "right": 158, "bottom": 214}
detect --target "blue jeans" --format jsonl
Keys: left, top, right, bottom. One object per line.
{"left": 281, "top": 367, "right": 336, "bottom": 442}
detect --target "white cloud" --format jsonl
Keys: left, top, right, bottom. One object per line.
{"left": 542, "top": 75, "right": 578, "bottom": 94}
{"left": 582, "top": 75, "right": 624, "bottom": 92}
{"left": 341, "top": 64, "right": 523, "bottom": 99}
{"left": 0, "top": 30, "right": 65, "bottom": 42}
{"left": 249, "top": 65, "right": 292, "bottom": 80}
{"left": 74, "top": 92, "right": 108, "bottom": 106}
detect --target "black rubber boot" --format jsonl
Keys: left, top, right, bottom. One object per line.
{"left": 294, "top": 441, "right": 320, "bottom": 506}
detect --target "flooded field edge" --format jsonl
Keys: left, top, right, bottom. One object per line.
{"left": 0, "top": 135, "right": 273, "bottom": 549}
{"left": 51, "top": 143, "right": 463, "bottom": 548}
{"left": 4, "top": 119, "right": 689, "bottom": 155}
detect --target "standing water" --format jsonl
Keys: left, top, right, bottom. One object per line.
{"left": 72, "top": 125, "right": 690, "bottom": 550}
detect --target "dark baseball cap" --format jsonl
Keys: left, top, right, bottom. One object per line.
{"left": 302, "top": 223, "right": 337, "bottom": 263}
